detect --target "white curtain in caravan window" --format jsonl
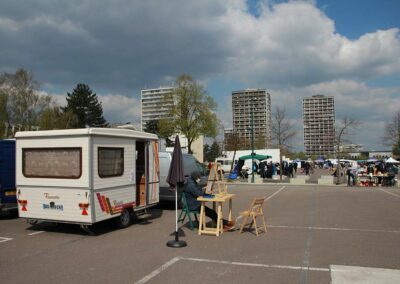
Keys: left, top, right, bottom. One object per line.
{"left": 147, "top": 141, "right": 159, "bottom": 204}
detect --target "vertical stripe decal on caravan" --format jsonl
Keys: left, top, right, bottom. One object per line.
{"left": 154, "top": 141, "right": 160, "bottom": 180}
{"left": 105, "top": 198, "right": 114, "bottom": 214}
{"left": 153, "top": 141, "right": 160, "bottom": 201}
{"left": 102, "top": 195, "right": 110, "bottom": 213}
{"left": 96, "top": 193, "right": 106, "bottom": 211}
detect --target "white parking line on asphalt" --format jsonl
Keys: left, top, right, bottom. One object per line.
{"left": 184, "top": 257, "right": 330, "bottom": 272}
{"left": 0, "top": 237, "right": 13, "bottom": 243}
{"left": 28, "top": 231, "right": 45, "bottom": 236}
{"left": 269, "top": 225, "right": 400, "bottom": 234}
{"left": 235, "top": 186, "right": 286, "bottom": 222}
{"left": 134, "top": 256, "right": 330, "bottom": 284}
{"left": 377, "top": 188, "right": 400, "bottom": 198}
{"left": 134, "top": 257, "right": 181, "bottom": 284}
{"left": 265, "top": 186, "right": 286, "bottom": 201}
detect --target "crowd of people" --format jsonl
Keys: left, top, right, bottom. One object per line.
{"left": 343, "top": 160, "right": 399, "bottom": 187}
{"left": 257, "top": 161, "right": 300, "bottom": 178}
{"left": 222, "top": 157, "right": 399, "bottom": 187}
{"left": 232, "top": 160, "right": 318, "bottom": 179}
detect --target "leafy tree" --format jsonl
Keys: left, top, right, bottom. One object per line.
{"left": 144, "top": 119, "right": 174, "bottom": 146}
{"left": 209, "top": 141, "right": 221, "bottom": 161}
{"left": 158, "top": 74, "right": 219, "bottom": 154}
{"left": 63, "top": 83, "right": 107, "bottom": 128}
{"left": 0, "top": 69, "right": 52, "bottom": 137}
{"left": 383, "top": 111, "right": 400, "bottom": 158}
{"left": 294, "top": 151, "right": 307, "bottom": 160}
{"left": 393, "top": 140, "right": 400, "bottom": 158}
{"left": 272, "top": 107, "right": 296, "bottom": 180}
{"left": 203, "top": 141, "right": 221, "bottom": 163}
{"left": 0, "top": 92, "right": 8, "bottom": 138}
{"left": 39, "top": 106, "right": 78, "bottom": 130}
{"left": 143, "top": 120, "right": 159, "bottom": 134}
{"left": 203, "top": 144, "right": 211, "bottom": 162}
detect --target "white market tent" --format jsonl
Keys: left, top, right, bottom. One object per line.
{"left": 385, "top": 157, "right": 399, "bottom": 164}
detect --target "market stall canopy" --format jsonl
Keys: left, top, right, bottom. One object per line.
{"left": 385, "top": 157, "right": 399, "bottom": 164}
{"left": 239, "top": 153, "right": 272, "bottom": 161}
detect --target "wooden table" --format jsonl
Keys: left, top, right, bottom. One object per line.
{"left": 197, "top": 193, "right": 235, "bottom": 236}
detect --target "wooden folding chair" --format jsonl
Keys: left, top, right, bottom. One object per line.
{"left": 238, "top": 197, "right": 267, "bottom": 236}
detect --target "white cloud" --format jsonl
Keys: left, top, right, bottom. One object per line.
{"left": 39, "top": 91, "right": 141, "bottom": 129}
{"left": 304, "top": 80, "right": 400, "bottom": 119}
{"left": 1, "top": 0, "right": 399, "bottom": 150}
{"left": 99, "top": 94, "right": 141, "bottom": 128}
{"left": 1, "top": 0, "right": 399, "bottom": 91}
{"left": 219, "top": 1, "right": 400, "bottom": 87}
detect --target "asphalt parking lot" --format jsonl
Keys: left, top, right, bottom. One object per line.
{"left": 1, "top": 184, "right": 400, "bottom": 284}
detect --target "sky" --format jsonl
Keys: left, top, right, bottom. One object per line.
{"left": 0, "top": 0, "right": 399, "bottom": 151}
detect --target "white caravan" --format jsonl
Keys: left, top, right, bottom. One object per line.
{"left": 15, "top": 128, "right": 159, "bottom": 229}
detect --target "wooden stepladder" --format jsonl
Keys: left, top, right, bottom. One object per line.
{"left": 206, "top": 162, "right": 228, "bottom": 195}
{"left": 197, "top": 163, "right": 235, "bottom": 236}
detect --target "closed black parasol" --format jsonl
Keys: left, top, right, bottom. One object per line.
{"left": 166, "top": 135, "right": 187, "bottom": 248}
{"left": 166, "top": 135, "right": 185, "bottom": 189}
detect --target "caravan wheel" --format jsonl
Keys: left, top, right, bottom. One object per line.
{"left": 115, "top": 208, "right": 131, "bottom": 228}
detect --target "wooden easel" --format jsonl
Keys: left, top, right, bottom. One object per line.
{"left": 206, "top": 162, "right": 228, "bottom": 195}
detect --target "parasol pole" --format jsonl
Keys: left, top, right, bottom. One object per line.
{"left": 166, "top": 185, "right": 187, "bottom": 248}
{"left": 174, "top": 187, "right": 178, "bottom": 234}
{"left": 166, "top": 135, "right": 187, "bottom": 248}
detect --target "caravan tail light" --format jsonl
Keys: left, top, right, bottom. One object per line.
{"left": 18, "top": 199, "right": 28, "bottom": 211}
{"left": 79, "top": 203, "right": 89, "bottom": 215}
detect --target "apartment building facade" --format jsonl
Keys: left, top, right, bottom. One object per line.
{"left": 303, "top": 95, "right": 335, "bottom": 156}
{"left": 141, "top": 87, "right": 175, "bottom": 131}
{"left": 231, "top": 89, "right": 272, "bottom": 149}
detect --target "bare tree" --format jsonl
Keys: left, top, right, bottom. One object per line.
{"left": 383, "top": 111, "right": 400, "bottom": 157}
{"left": 0, "top": 69, "right": 52, "bottom": 136}
{"left": 272, "top": 107, "right": 297, "bottom": 181}
{"left": 335, "top": 117, "right": 361, "bottom": 184}
{"left": 224, "top": 130, "right": 241, "bottom": 173}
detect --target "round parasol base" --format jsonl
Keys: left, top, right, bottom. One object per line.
{"left": 166, "top": 239, "right": 187, "bottom": 248}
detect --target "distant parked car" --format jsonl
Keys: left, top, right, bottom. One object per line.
{"left": 159, "top": 152, "right": 207, "bottom": 203}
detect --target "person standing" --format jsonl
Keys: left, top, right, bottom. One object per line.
{"left": 288, "top": 163, "right": 294, "bottom": 178}
{"left": 305, "top": 162, "right": 310, "bottom": 175}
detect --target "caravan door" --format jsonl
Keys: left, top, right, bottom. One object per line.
{"left": 146, "top": 141, "right": 159, "bottom": 204}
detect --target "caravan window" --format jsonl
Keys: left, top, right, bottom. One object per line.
{"left": 98, "top": 147, "right": 124, "bottom": 178}
{"left": 23, "top": 148, "right": 82, "bottom": 179}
